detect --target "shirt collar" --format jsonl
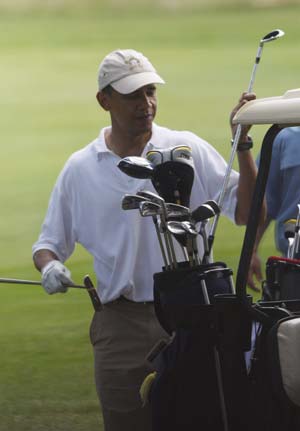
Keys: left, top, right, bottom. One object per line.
{"left": 93, "top": 123, "right": 162, "bottom": 160}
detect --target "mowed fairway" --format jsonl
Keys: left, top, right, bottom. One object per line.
{"left": 0, "top": 2, "right": 300, "bottom": 430}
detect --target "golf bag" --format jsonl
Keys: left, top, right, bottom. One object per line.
{"left": 148, "top": 261, "right": 252, "bottom": 431}
{"left": 147, "top": 125, "right": 300, "bottom": 430}
{"left": 262, "top": 255, "right": 300, "bottom": 301}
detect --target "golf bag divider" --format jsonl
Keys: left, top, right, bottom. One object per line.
{"left": 153, "top": 261, "right": 233, "bottom": 334}
{"left": 264, "top": 256, "right": 300, "bottom": 302}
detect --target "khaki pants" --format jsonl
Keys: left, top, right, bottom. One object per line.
{"left": 89, "top": 298, "right": 168, "bottom": 431}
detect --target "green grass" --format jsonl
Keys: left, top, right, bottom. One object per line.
{"left": 0, "top": 3, "right": 299, "bottom": 430}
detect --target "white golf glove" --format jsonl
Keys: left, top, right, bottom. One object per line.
{"left": 41, "top": 260, "right": 73, "bottom": 295}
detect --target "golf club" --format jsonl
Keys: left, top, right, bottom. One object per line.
{"left": 0, "top": 277, "right": 85, "bottom": 288}
{"left": 284, "top": 219, "right": 296, "bottom": 259}
{"left": 0, "top": 276, "right": 102, "bottom": 311}
{"left": 167, "top": 220, "right": 199, "bottom": 266}
{"left": 291, "top": 204, "right": 300, "bottom": 258}
{"left": 137, "top": 190, "right": 177, "bottom": 268}
{"left": 191, "top": 200, "right": 220, "bottom": 224}
{"left": 139, "top": 200, "right": 169, "bottom": 268}
{"left": 165, "top": 203, "right": 191, "bottom": 220}
{"left": 83, "top": 275, "right": 102, "bottom": 311}
{"left": 146, "top": 146, "right": 194, "bottom": 207}
{"left": 122, "top": 194, "right": 150, "bottom": 210}
{"left": 207, "top": 28, "right": 285, "bottom": 262}
{"left": 118, "top": 156, "right": 154, "bottom": 179}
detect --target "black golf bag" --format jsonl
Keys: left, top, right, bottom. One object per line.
{"left": 263, "top": 255, "right": 300, "bottom": 301}
{"left": 147, "top": 125, "right": 300, "bottom": 430}
{"left": 148, "top": 262, "right": 252, "bottom": 431}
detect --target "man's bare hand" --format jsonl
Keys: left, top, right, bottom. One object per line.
{"left": 230, "top": 92, "right": 256, "bottom": 141}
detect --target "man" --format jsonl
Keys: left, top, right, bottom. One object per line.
{"left": 248, "top": 126, "right": 300, "bottom": 291}
{"left": 32, "top": 49, "right": 260, "bottom": 431}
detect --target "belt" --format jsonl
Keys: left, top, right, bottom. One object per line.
{"left": 119, "top": 295, "right": 154, "bottom": 305}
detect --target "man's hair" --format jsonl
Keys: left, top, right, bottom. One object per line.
{"left": 101, "top": 85, "right": 113, "bottom": 95}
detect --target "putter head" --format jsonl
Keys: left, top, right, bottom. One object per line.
{"left": 260, "top": 29, "right": 285, "bottom": 45}
{"left": 118, "top": 156, "right": 154, "bottom": 179}
{"left": 83, "top": 275, "right": 102, "bottom": 312}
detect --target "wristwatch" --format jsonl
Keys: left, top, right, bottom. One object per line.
{"left": 231, "top": 136, "right": 253, "bottom": 152}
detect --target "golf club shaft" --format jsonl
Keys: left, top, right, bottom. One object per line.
{"left": 206, "top": 37, "right": 270, "bottom": 262}
{"left": 153, "top": 217, "right": 169, "bottom": 268}
{"left": 160, "top": 205, "right": 178, "bottom": 269}
{"left": 0, "top": 277, "right": 86, "bottom": 288}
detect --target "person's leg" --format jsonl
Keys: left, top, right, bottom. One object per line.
{"left": 101, "top": 403, "right": 152, "bottom": 431}
{"left": 89, "top": 300, "right": 168, "bottom": 431}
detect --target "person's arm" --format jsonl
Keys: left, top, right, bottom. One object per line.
{"left": 33, "top": 249, "right": 59, "bottom": 272}
{"left": 247, "top": 216, "right": 272, "bottom": 292}
{"left": 230, "top": 92, "right": 267, "bottom": 225}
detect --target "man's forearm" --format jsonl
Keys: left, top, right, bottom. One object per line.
{"left": 33, "top": 249, "right": 59, "bottom": 272}
{"left": 234, "top": 150, "right": 264, "bottom": 225}
{"left": 253, "top": 216, "right": 272, "bottom": 252}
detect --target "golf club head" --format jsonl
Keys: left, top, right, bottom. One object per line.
{"left": 171, "top": 145, "right": 194, "bottom": 167}
{"left": 122, "top": 194, "right": 149, "bottom": 210}
{"left": 139, "top": 200, "right": 162, "bottom": 217}
{"left": 167, "top": 220, "right": 197, "bottom": 236}
{"left": 145, "top": 149, "right": 164, "bottom": 166}
{"left": 137, "top": 189, "right": 165, "bottom": 206}
{"left": 146, "top": 145, "right": 194, "bottom": 207}
{"left": 191, "top": 200, "right": 220, "bottom": 224}
{"left": 165, "top": 203, "right": 191, "bottom": 220}
{"left": 118, "top": 156, "right": 154, "bottom": 179}
{"left": 83, "top": 275, "right": 102, "bottom": 312}
{"left": 146, "top": 145, "right": 193, "bottom": 167}
{"left": 260, "top": 29, "right": 285, "bottom": 45}
{"left": 284, "top": 219, "right": 296, "bottom": 239}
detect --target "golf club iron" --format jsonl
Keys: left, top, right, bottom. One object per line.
{"left": 167, "top": 220, "right": 199, "bottom": 266}
{"left": 137, "top": 190, "right": 177, "bottom": 269}
{"left": 207, "top": 28, "right": 285, "bottom": 263}
{"left": 139, "top": 200, "right": 169, "bottom": 268}
{"left": 122, "top": 194, "right": 151, "bottom": 210}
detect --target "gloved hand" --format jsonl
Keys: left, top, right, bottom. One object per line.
{"left": 41, "top": 260, "right": 73, "bottom": 294}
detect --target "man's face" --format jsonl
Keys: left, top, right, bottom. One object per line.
{"left": 101, "top": 84, "right": 157, "bottom": 137}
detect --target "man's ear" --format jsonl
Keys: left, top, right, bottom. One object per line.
{"left": 96, "top": 91, "right": 110, "bottom": 111}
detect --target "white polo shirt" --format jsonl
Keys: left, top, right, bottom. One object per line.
{"left": 32, "top": 123, "right": 239, "bottom": 303}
